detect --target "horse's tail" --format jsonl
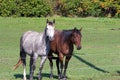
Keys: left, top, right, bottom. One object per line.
{"left": 13, "top": 36, "right": 27, "bottom": 70}
{"left": 13, "top": 58, "right": 22, "bottom": 70}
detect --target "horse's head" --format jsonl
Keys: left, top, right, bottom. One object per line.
{"left": 46, "top": 19, "right": 55, "bottom": 41}
{"left": 71, "top": 27, "right": 82, "bottom": 50}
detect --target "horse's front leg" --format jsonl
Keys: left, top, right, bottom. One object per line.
{"left": 56, "top": 57, "right": 60, "bottom": 78}
{"left": 56, "top": 58, "right": 61, "bottom": 79}
{"left": 58, "top": 53, "right": 64, "bottom": 79}
{"left": 48, "top": 52, "right": 54, "bottom": 78}
{"left": 29, "top": 54, "right": 38, "bottom": 80}
{"left": 63, "top": 55, "right": 72, "bottom": 80}
{"left": 38, "top": 56, "right": 47, "bottom": 80}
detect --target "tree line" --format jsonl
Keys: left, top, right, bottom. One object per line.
{"left": 0, "top": 0, "right": 120, "bottom": 18}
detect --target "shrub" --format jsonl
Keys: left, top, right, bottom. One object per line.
{"left": 0, "top": 0, "right": 17, "bottom": 17}
{"left": 0, "top": 0, "right": 119, "bottom": 17}
{"left": 0, "top": 0, "right": 53, "bottom": 17}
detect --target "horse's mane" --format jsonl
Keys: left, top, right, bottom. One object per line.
{"left": 63, "top": 29, "right": 73, "bottom": 32}
{"left": 62, "top": 29, "right": 73, "bottom": 36}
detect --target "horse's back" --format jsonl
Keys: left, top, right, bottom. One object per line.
{"left": 22, "top": 31, "right": 39, "bottom": 40}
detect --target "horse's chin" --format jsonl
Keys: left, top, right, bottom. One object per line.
{"left": 76, "top": 46, "right": 82, "bottom": 50}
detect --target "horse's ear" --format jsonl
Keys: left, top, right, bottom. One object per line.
{"left": 46, "top": 19, "right": 49, "bottom": 23}
{"left": 73, "top": 27, "right": 77, "bottom": 31}
{"left": 53, "top": 19, "right": 55, "bottom": 24}
{"left": 72, "top": 27, "right": 76, "bottom": 33}
{"left": 74, "top": 27, "right": 77, "bottom": 30}
{"left": 80, "top": 27, "right": 82, "bottom": 31}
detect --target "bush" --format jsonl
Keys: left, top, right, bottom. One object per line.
{"left": 0, "top": 0, "right": 17, "bottom": 17}
{"left": 0, "top": 0, "right": 119, "bottom": 17}
{"left": 0, "top": 0, "right": 53, "bottom": 17}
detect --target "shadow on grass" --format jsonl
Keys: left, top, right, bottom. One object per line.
{"left": 109, "top": 71, "right": 120, "bottom": 76}
{"left": 73, "top": 54, "right": 109, "bottom": 73}
{"left": 14, "top": 73, "right": 58, "bottom": 79}
{"left": 116, "top": 71, "right": 120, "bottom": 76}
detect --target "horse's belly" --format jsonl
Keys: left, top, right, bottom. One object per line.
{"left": 37, "top": 49, "right": 47, "bottom": 56}
{"left": 36, "top": 47, "right": 50, "bottom": 56}
{"left": 34, "top": 40, "right": 50, "bottom": 56}
{"left": 23, "top": 42, "right": 34, "bottom": 55}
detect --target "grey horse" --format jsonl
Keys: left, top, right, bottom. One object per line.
{"left": 14, "top": 19, "right": 55, "bottom": 80}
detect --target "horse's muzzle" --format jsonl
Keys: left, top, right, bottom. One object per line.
{"left": 49, "top": 37, "right": 54, "bottom": 41}
{"left": 77, "top": 46, "right": 82, "bottom": 50}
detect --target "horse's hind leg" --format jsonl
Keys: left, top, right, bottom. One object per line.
{"left": 23, "top": 64, "right": 27, "bottom": 80}
{"left": 20, "top": 51, "right": 27, "bottom": 80}
{"left": 29, "top": 53, "right": 38, "bottom": 80}
{"left": 38, "top": 56, "right": 47, "bottom": 80}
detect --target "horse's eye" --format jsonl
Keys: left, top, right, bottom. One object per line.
{"left": 73, "top": 38, "right": 77, "bottom": 42}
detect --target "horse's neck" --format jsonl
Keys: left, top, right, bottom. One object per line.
{"left": 39, "top": 30, "right": 49, "bottom": 45}
{"left": 62, "top": 30, "right": 73, "bottom": 43}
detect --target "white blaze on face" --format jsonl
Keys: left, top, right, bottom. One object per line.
{"left": 46, "top": 24, "right": 55, "bottom": 40}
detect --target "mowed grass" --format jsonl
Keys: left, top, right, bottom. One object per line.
{"left": 0, "top": 17, "right": 120, "bottom": 80}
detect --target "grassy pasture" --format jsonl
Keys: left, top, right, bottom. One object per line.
{"left": 0, "top": 17, "right": 120, "bottom": 80}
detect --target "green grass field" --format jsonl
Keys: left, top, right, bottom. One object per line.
{"left": 0, "top": 17, "right": 120, "bottom": 80}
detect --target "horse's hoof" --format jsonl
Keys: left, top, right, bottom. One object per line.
{"left": 58, "top": 75, "right": 63, "bottom": 80}
{"left": 23, "top": 77, "right": 27, "bottom": 80}
{"left": 38, "top": 76, "right": 42, "bottom": 80}
{"left": 29, "top": 78, "right": 33, "bottom": 80}
{"left": 58, "top": 75, "right": 61, "bottom": 79}
{"left": 63, "top": 77, "right": 67, "bottom": 80}
{"left": 58, "top": 78, "right": 64, "bottom": 80}
{"left": 50, "top": 74, "right": 53, "bottom": 79}
{"left": 38, "top": 77, "right": 42, "bottom": 80}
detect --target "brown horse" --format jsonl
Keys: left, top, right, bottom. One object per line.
{"left": 48, "top": 27, "right": 82, "bottom": 79}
